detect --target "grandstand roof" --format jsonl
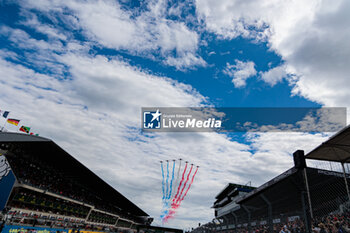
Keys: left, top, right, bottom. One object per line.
{"left": 236, "top": 167, "right": 299, "bottom": 204}
{"left": 0, "top": 132, "right": 148, "bottom": 217}
{"left": 306, "top": 125, "right": 350, "bottom": 163}
{"left": 215, "top": 183, "right": 255, "bottom": 201}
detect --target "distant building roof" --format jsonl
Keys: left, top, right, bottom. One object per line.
{"left": 215, "top": 183, "right": 256, "bottom": 201}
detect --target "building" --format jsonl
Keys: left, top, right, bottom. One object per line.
{"left": 0, "top": 132, "right": 179, "bottom": 233}
{"left": 193, "top": 126, "right": 350, "bottom": 233}
{"left": 213, "top": 184, "right": 255, "bottom": 222}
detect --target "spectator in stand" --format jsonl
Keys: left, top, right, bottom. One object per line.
{"left": 318, "top": 223, "right": 327, "bottom": 233}
{"left": 335, "top": 222, "right": 345, "bottom": 233}
{"left": 280, "top": 225, "right": 291, "bottom": 233}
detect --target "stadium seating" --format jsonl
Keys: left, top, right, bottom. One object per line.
{"left": 0, "top": 136, "right": 148, "bottom": 232}
{"left": 6, "top": 151, "right": 136, "bottom": 222}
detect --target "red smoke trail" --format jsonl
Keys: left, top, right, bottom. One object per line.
{"left": 163, "top": 164, "right": 188, "bottom": 223}
{"left": 179, "top": 166, "right": 198, "bottom": 203}
{"left": 162, "top": 209, "right": 175, "bottom": 223}
{"left": 163, "top": 166, "right": 199, "bottom": 222}
{"left": 172, "top": 163, "right": 187, "bottom": 204}
{"left": 168, "top": 165, "right": 193, "bottom": 219}
{"left": 175, "top": 164, "right": 193, "bottom": 205}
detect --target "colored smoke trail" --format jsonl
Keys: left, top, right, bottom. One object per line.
{"left": 168, "top": 160, "right": 175, "bottom": 199}
{"left": 167, "top": 164, "right": 192, "bottom": 218}
{"left": 161, "top": 162, "right": 165, "bottom": 201}
{"left": 171, "top": 159, "right": 182, "bottom": 200}
{"left": 163, "top": 160, "right": 175, "bottom": 214}
{"left": 165, "top": 161, "right": 169, "bottom": 200}
{"left": 172, "top": 163, "right": 187, "bottom": 203}
{"left": 175, "top": 164, "right": 193, "bottom": 205}
{"left": 162, "top": 210, "right": 175, "bottom": 223}
{"left": 179, "top": 166, "right": 198, "bottom": 203}
{"left": 163, "top": 166, "right": 199, "bottom": 222}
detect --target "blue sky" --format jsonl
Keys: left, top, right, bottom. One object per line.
{"left": 0, "top": 0, "right": 349, "bottom": 229}
{"left": 0, "top": 1, "right": 319, "bottom": 108}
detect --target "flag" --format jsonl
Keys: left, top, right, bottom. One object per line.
{"left": 7, "top": 118, "right": 20, "bottom": 126}
{"left": 19, "top": 126, "right": 31, "bottom": 133}
{"left": 3, "top": 111, "right": 9, "bottom": 118}
{"left": 0, "top": 110, "right": 9, "bottom": 118}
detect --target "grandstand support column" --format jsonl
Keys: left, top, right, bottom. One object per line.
{"left": 230, "top": 211, "right": 238, "bottom": 233}
{"left": 303, "top": 168, "right": 313, "bottom": 219}
{"left": 210, "top": 223, "right": 214, "bottom": 233}
{"left": 260, "top": 194, "right": 273, "bottom": 233}
{"left": 114, "top": 217, "right": 119, "bottom": 227}
{"left": 85, "top": 206, "right": 94, "bottom": 221}
{"left": 242, "top": 205, "right": 251, "bottom": 233}
{"left": 222, "top": 216, "right": 229, "bottom": 233}
{"left": 301, "top": 191, "right": 312, "bottom": 233}
{"left": 341, "top": 162, "right": 350, "bottom": 201}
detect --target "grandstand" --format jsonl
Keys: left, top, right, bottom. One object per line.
{"left": 0, "top": 132, "right": 181, "bottom": 233}
{"left": 212, "top": 184, "right": 256, "bottom": 220}
{"left": 192, "top": 126, "right": 350, "bottom": 233}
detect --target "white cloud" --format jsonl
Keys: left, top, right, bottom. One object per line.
{"left": 195, "top": 0, "right": 273, "bottom": 41}
{"left": 259, "top": 64, "right": 288, "bottom": 86}
{"left": 196, "top": 0, "right": 350, "bottom": 109}
{"left": 223, "top": 60, "right": 257, "bottom": 88}
{"left": 0, "top": 26, "right": 77, "bottom": 76}
{"left": 58, "top": 54, "right": 206, "bottom": 116}
{"left": 246, "top": 132, "right": 331, "bottom": 178}
{"left": 22, "top": 0, "right": 205, "bottom": 69}
{"left": 165, "top": 52, "right": 207, "bottom": 70}
{"left": 0, "top": 26, "right": 63, "bottom": 51}
{"left": 20, "top": 13, "right": 68, "bottom": 40}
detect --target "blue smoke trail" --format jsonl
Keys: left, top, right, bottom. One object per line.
{"left": 168, "top": 160, "right": 175, "bottom": 199}
{"left": 161, "top": 162, "right": 165, "bottom": 201}
{"left": 161, "top": 161, "right": 170, "bottom": 220}
{"left": 165, "top": 161, "right": 170, "bottom": 202}
{"left": 171, "top": 159, "right": 181, "bottom": 201}
{"left": 162, "top": 160, "right": 176, "bottom": 219}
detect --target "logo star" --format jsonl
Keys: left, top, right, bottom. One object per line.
{"left": 151, "top": 109, "right": 162, "bottom": 122}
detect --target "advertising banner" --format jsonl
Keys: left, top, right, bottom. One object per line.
{"left": 0, "top": 153, "right": 16, "bottom": 211}
{"left": 1, "top": 225, "right": 70, "bottom": 233}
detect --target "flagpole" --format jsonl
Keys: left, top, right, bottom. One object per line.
{"left": 1, "top": 120, "right": 7, "bottom": 132}
{"left": 1, "top": 112, "right": 10, "bottom": 132}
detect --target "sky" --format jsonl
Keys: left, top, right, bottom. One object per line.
{"left": 0, "top": 0, "right": 349, "bottom": 230}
